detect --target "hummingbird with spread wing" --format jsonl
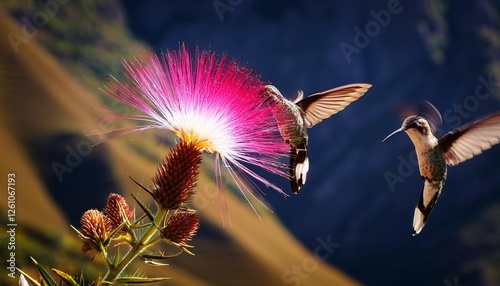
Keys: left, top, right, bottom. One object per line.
{"left": 262, "top": 83, "right": 372, "bottom": 194}
{"left": 381, "top": 101, "right": 500, "bottom": 235}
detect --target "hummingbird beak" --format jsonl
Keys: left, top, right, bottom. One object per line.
{"left": 381, "top": 127, "right": 404, "bottom": 143}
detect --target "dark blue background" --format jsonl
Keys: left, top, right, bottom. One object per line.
{"left": 121, "top": 1, "right": 500, "bottom": 285}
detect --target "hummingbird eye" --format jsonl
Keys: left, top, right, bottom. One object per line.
{"left": 407, "top": 120, "right": 425, "bottom": 131}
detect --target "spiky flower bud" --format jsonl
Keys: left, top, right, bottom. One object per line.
{"left": 79, "top": 209, "right": 112, "bottom": 254}
{"left": 161, "top": 212, "right": 200, "bottom": 245}
{"left": 104, "top": 193, "right": 134, "bottom": 233}
{"left": 152, "top": 142, "right": 201, "bottom": 210}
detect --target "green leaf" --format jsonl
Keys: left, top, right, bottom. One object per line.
{"left": 119, "top": 203, "right": 132, "bottom": 225}
{"left": 106, "top": 220, "right": 126, "bottom": 241}
{"left": 116, "top": 276, "right": 171, "bottom": 284}
{"left": 70, "top": 225, "right": 87, "bottom": 239}
{"left": 140, "top": 249, "right": 182, "bottom": 260}
{"left": 16, "top": 268, "right": 41, "bottom": 286}
{"left": 143, "top": 260, "right": 169, "bottom": 267}
{"left": 112, "top": 247, "right": 121, "bottom": 266}
{"left": 132, "top": 194, "right": 155, "bottom": 222}
{"left": 31, "top": 257, "right": 57, "bottom": 286}
{"left": 128, "top": 176, "right": 154, "bottom": 198}
{"left": 130, "top": 213, "right": 148, "bottom": 229}
{"left": 51, "top": 269, "right": 79, "bottom": 286}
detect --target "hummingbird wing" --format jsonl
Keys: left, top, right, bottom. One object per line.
{"left": 296, "top": 83, "right": 372, "bottom": 128}
{"left": 439, "top": 112, "right": 500, "bottom": 166}
{"left": 400, "top": 101, "right": 443, "bottom": 133}
{"left": 413, "top": 180, "right": 443, "bottom": 235}
{"left": 290, "top": 90, "right": 304, "bottom": 103}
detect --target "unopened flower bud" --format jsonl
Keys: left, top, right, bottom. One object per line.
{"left": 161, "top": 212, "right": 199, "bottom": 245}
{"left": 79, "top": 209, "right": 111, "bottom": 254}
{"left": 104, "top": 193, "right": 133, "bottom": 233}
{"left": 152, "top": 142, "right": 201, "bottom": 210}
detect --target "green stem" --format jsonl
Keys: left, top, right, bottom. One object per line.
{"left": 99, "top": 208, "right": 166, "bottom": 285}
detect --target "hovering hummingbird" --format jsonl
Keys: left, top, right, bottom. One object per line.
{"left": 381, "top": 101, "right": 500, "bottom": 235}
{"left": 262, "top": 83, "right": 372, "bottom": 194}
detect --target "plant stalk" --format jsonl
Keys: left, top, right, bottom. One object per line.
{"left": 99, "top": 208, "right": 166, "bottom": 285}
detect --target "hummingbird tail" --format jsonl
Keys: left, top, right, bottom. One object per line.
{"left": 412, "top": 208, "right": 425, "bottom": 236}
{"left": 413, "top": 180, "right": 442, "bottom": 236}
{"left": 290, "top": 140, "right": 309, "bottom": 194}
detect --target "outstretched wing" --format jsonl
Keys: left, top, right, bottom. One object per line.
{"left": 439, "top": 112, "right": 500, "bottom": 166}
{"left": 296, "top": 83, "right": 372, "bottom": 128}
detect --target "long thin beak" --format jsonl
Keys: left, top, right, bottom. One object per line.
{"left": 381, "top": 127, "right": 404, "bottom": 144}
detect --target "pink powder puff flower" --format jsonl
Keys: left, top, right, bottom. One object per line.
{"left": 102, "top": 45, "right": 289, "bottom": 212}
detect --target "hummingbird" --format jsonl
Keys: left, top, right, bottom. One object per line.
{"left": 262, "top": 83, "right": 372, "bottom": 194}
{"left": 381, "top": 101, "right": 500, "bottom": 235}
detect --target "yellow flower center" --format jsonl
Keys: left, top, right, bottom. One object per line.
{"left": 176, "top": 130, "right": 215, "bottom": 153}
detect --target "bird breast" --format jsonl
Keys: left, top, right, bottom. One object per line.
{"left": 417, "top": 147, "right": 447, "bottom": 182}
{"left": 272, "top": 100, "right": 306, "bottom": 145}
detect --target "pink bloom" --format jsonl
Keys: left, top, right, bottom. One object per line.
{"left": 103, "top": 45, "right": 289, "bottom": 210}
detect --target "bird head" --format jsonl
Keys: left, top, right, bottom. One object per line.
{"left": 382, "top": 115, "right": 438, "bottom": 152}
